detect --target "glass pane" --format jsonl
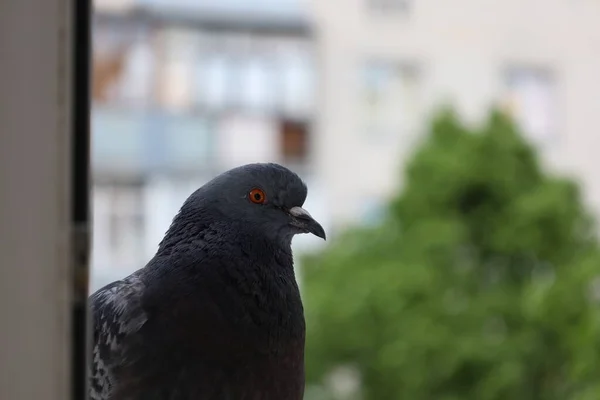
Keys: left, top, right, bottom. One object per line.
{"left": 240, "top": 58, "right": 272, "bottom": 110}
{"left": 203, "top": 57, "right": 230, "bottom": 109}
{"left": 505, "top": 68, "right": 557, "bottom": 144}
{"left": 280, "top": 54, "right": 314, "bottom": 116}
{"left": 361, "top": 62, "right": 416, "bottom": 138}
{"left": 117, "top": 40, "right": 155, "bottom": 105}
{"left": 158, "top": 29, "right": 198, "bottom": 110}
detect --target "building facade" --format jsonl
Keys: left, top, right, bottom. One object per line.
{"left": 91, "top": 0, "right": 600, "bottom": 290}
{"left": 311, "top": 0, "right": 600, "bottom": 230}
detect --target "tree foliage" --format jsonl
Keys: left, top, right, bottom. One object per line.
{"left": 303, "top": 108, "right": 600, "bottom": 400}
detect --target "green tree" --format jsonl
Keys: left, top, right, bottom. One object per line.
{"left": 303, "top": 108, "right": 600, "bottom": 400}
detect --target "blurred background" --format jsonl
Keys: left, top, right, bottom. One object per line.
{"left": 90, "top": 0, "right": 600, "bottom": 398}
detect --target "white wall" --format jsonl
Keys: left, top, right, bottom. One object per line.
{"left": 312, "top": 0, "right": 600, "bottom": 228}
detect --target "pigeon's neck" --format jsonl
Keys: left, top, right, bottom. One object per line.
{"left": 156, "top": 204, "right": 216, "bottom": 255}
{"left": 152, "top": 218, "right": 304, "bottom": 337}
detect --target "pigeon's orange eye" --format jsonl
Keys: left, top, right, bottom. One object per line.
{"left": 249, "top": 188, "right": 266, "bottom": 204}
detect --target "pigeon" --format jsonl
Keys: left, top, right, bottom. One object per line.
{"left": 88, "top": 163, "right": 326, "bottom": 400}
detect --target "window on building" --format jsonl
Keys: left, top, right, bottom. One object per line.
{"left": 157, "top": 28, "right": 199, "bottom": 111}
{"left": 280, "top": 55, "right": 314, "bottom": 117}
{"left": 279, "top": 119, "right": 309, "bottom": 164}
{"left": 367, "top": 0, "right": 411, "bottom": 14}
{"left": 239, "top": 57, "right": 274, "bottom": 111}
{"left": 117, "top": 40, "right": 156, "bottom": 106}
{"left": 191, "top": 37, "right": 314, "bottom": 116}
{"left": 360, "top": 61, "right": 420, "bottom": 140}
{"left": 93, "top": 25, "right": 155, "bottom": 107}
{"left": 92, "top": 46, "right": 128, "bottom": 104}
{"left": 93, "top": 180, "right": 146, "bottom": 271}
{"left": 94, "top": 0, "right": 135, "bottom": 12}
{"left": 197, "top": 55, "right": 234, "bottom": 111}
{"left": 502, "top": 67, "right": 558, "bottom": 145}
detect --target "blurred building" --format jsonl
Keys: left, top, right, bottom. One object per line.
{"left": 311, "top": 0, "right": 600, "bottom": 230}
{"left": 91, "top": 0, "right": 329, "bottom": 290}
{"left": 92, "top": 0, "right": 600, "bottom": 290}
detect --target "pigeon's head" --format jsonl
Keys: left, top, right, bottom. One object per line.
{"left": 181, "top": 163, "right": 325, "bottom": 244}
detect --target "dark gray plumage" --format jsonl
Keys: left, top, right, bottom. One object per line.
{"left": 89, "top": 163, "right": 325, "bottom": 400}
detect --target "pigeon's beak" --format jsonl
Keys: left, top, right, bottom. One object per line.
{"left": 288, "top": 206, "right": 326, "bottom": 240}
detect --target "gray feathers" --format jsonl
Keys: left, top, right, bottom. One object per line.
{"left": 89, "top": 273, "right": 147, "bottom": 399}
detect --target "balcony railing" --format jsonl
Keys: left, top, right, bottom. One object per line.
{"left": 92, "top": 106, "right": 216, "bottom": 176}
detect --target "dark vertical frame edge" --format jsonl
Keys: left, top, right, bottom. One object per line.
{"left": 72, "top": 0, "right": 92, "bottom": 398}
